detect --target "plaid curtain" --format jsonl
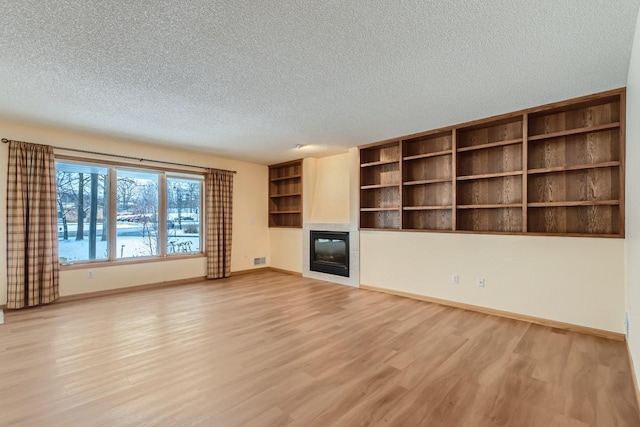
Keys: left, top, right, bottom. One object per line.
{"left": 205, "top": 169, "right": 234, "bottom": 279}
{"left": 6, "top": 141, "right": 59, "bottom": 308}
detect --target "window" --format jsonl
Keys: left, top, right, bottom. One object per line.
{"left": 56, "top": 161, "right": 109, "bottom": 263}
{"left": 116, "top": 170, "right": 160, "bottom": 258}
{"left": 167, "top": 176, "right": 202, "bottom": 254}
{"left": 56, "top": 159, "right": 204, "bottom": 264}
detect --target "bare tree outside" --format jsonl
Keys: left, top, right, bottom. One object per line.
{"left": 117, "top": 177, "right": 136, "bottom": 210}
{"left": 116, "top": 171, "right": 159, "bottom": 258}
{"left": 56, "top": 171, "right": 75, "bottom": 241}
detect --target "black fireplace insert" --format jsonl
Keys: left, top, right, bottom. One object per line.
{"left": 310, "top": 231, "right": 349, "bottom": 277}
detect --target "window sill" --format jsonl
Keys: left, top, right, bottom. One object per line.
{"left": 60, "top": 253, "right": 206, "bottom": 270}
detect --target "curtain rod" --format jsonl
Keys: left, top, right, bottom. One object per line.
{"left": 1, "top": 138, "right": 237, "bottom": 174}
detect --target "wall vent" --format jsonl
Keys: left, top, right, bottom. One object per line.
{"left": 254, "top": 257, "right": 266, "bottom": 266}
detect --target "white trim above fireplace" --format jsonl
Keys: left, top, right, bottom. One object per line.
{"left": 303, "top": 223, "right": 359, "bottom": 287}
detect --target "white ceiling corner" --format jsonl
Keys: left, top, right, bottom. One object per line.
{"left": 0, "top": 1, "right": 638, "bottom": 164}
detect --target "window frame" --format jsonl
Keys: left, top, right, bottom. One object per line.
{"left": 56, "top": 155, "right": 206, "bottom": 267}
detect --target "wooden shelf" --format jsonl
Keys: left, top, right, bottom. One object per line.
{"left": 404, "top": 178, "right": 451, "bottom": 186}
{"left": 361, "top": 159, "right": 399, "bottom": 168}
{"left": 270, "top": 174, "right": 301, "bottom": 182}
{"left": 361, "top": 183, "right": 400, "bottom": 190}
{"left": 403, "top": 150, "right": 452, "bottom": 161}
{"left": 528, "top": 122, "right": 620, "bottom": 142}
{"left": 360, "top": 227, "right": 401, "bottom": 231}
{"left": 270, "top": 192, "right": 302, "bottom": 198}
{"left": 528, "top": 161, "right": 620, "bottom": 175}
{"left": 528, "top": 200, "right": 619, "bottom": 208}
{"left": 456, "top": 171, "right": 523, "bottom": 181}
{"left": 403, "top": 206, "right": 452, "bottom": 211}
{"left": 457, "top": 204, "right": 523, "bottom": 209}
{"left": 360, "top": 207, "right": 400, "bottom": 212}
{"left": 269, "top": 210, "right": 302, "bottom": 214}
{"left": 456, "top": 138, "right": 522, "bottom": 153}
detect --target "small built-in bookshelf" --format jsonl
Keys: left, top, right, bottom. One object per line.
{"left": 269, "top": 160, "right": 303, "bottom": 228}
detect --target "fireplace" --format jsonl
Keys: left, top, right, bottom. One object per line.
{"left": 310, "top": 231, "right": 349, "bottom": 277}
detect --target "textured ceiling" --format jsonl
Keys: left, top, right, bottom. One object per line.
{"left": 0, "top": 1, "right": 638, "bottom": 165}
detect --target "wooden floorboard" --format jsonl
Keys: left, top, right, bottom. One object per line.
{"left": 0, "top": 271, "right": 638, "bottom": 426}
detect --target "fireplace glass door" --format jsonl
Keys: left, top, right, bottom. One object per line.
{"left": 310, "top": 231, "right": 349, "bottom": 277}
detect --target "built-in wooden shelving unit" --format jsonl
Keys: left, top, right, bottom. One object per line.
{"left": 359, "top": 88, "right": 625, "bottom": 237}
{"left": 401, "top": 130, "right": 454, "bottom": 231}
{"left": 359, "top": 142, "right": 401, "bottom": 229}
{"left": 269, "top": 159, "right": 303, "bottom": 228}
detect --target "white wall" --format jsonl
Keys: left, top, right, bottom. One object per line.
{"left": 269, "top": 228, "right": 302, "bottom": 273}
{"left": 626, "top": 6, "right": 640, "bottom": 391}
{"left": 0, "top": 120, "right": 269, "bottom": 303}
{"left": 308, "top": 153, "right": 351, "bottom": 224}
{"left": 361, "top": 232, "right": 625, "bottom": 332}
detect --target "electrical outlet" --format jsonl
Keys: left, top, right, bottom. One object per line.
{"left": 452, "top": 274, "right": 459, "bottom": 284}
{"left": 477, "top": 277, "right": 485, "bottom": 288}
{"left": 87, "top": 270, "right": 94, "bottom": 279}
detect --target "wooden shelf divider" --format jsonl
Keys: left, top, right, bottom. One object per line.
{"left": 457, "top": 204, "right": 523, "bottom": 209}
{"left": 269, "top": 193, "right": 302, "bottom": 198}
{"left": 403, "top": 178, "right": 452, "bottom": 186}
{"left": 403, "top": 206, "right": 452, "bottom": 211}
{"left": 456, "top": 138, "right": 522, "bottom": 153}
{"left": 528, "top": 161, "right": 620, "bottom": 175}
{"left": 403, "top": 150, "right": 453, "bottom": 161}
{"left": 527, "top": 200, "right": 619, "bottom": 208}
{"left": 361, "top": 207, "right": 401, "bottom": 212}
{"left": 361, "top": 183, "right": 400, "bottom": 190}
{"left": 270, "top": 174, "right": 301, "bottom": 182}
{"left": 456, "top": 171, "right": 523, "bottom": 181}
{"left": 527, "top": 122, "right": 620, "bottom": 142}
{"left": 522, "top": 113, "right": 529, "bottom": 232}
{"left": 361, "top": 159, "right": 400, "bottom": 168}
{"left": 270, "top": 210, "right": 302, "bottom": 214}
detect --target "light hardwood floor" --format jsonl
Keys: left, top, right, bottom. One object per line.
{"left": 0, "top": 270, "right": 638, "bottom": 426}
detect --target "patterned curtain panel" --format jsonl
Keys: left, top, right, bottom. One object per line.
{"left": 6, "top": 141, "right": 59, "bottom": 309}
{"left": 205, "top": 169, "right": 234, "bottom": 279}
